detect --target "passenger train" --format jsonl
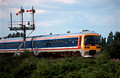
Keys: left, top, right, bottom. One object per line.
{"left": 0, "top": 30, "right": 101, "bottom": 57}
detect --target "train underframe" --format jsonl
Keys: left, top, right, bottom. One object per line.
{"left": 37, "top": 51, "right": 81, "bottom": 58}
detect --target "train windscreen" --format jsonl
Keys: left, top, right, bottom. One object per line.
{"left": 84, "top": 36, "right": 100, "bottom": 44}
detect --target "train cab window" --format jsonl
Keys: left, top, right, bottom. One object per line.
{"left": 69, "top": 39, "right": 72, "bottom": 45}
{"left": 74, "top": 38, "right": 78, "bottom": 45}
{"left": 79, "top": 37, "right": 81, "bottom": 46}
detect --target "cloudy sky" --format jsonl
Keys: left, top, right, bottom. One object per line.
{"left": 0, "top": 0, "right": 120, "bottom": 37}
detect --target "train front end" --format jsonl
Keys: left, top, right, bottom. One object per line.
{"left": 81, "top": 33, "right": 101, "bottom": 57}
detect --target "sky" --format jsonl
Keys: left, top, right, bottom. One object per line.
{"left": 0, "top": 0, "right": 120, "bottom": 38}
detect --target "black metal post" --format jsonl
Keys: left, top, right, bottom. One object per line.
{"left": 23, "top": 25, "right": 26, "bottom": 50}
{"left": 10, "top": 13, "right": 12, "bottom": 29}
{"left": 21, "top": 7, "right": 26, "bottom": 50}
{"left": 32, "top": 7, "right": 35, "bottom": 30}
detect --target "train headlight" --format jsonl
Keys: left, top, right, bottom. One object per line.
{"left": 96, "top": 46, "right": 101, "bottom": 48}
{"left": 85, "top": 46, "right": 90, "bottom": 49}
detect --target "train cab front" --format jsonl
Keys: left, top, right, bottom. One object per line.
{"left": 82, "top": 34, "right": 101, "bottom": 57}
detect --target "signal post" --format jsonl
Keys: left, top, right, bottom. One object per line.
{"left": 9, "top": 7, "right": 35, "bottom": 50}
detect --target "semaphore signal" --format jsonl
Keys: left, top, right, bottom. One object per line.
{"left": 9, "top": 6, "right": 36, "bottom": 51}
{"left": 16, "top": 8, "right": 24, "bottom": 15}
{"left": 26, "top": 6, "right": 35, "bottom": 13}
{"left": 26, "top": 9, "right": 35, "bottom": 13}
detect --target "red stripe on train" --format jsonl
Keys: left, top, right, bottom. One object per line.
{"left": 0, "top": 47, "right": 81, "bottom": 52}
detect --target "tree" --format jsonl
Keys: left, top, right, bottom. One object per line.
{"left": 67, "top": 31, "right": 70, "bottom": 33}
{"left": 105, "top": 41, "right": 120, "bottom": 59}
{"left": 114, "top": 31, "right": 120, "bottom": 41}
{"left": 12, "top": 33, "right": 16, "bottom": 38}
{"left": 107, "top": 31, "right": 113, "bottom": 44}
{"left": 21, "top": 33, "right": 24, "bottom": 37}
{"left": 49, "top": 33, "right": 52, "bottom": 35}
{"left": 8, "top": 34, "right": 12, "bottom": 38}
{"left": 101, "top": 37, "right": 106, "bottom": 47}
{"left": 15, "top": 32, "right": 20, "bottom": 37}
{"left": 2, "top": 32, "right": 24, "bottom": 39}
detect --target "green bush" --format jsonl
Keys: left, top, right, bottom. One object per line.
{"left": 12, "top": 57, "right": 37, "bottom": 78}
{"left": 104, "top": 41, "right": 120, "bottom": 59}
{"left": 100, "top": 61, "right": 120, "bottom": 73}
{"left": 65, "top": 71, "right": 81, "bottom": 78}
{"left": 87, "top": 69, "right": 112, "bottom": 78}
{"left": 0, "top": 53, "right": 120, "bottom": 78}
{"left": 96, "top": 52, "right": 110, "bottom": 65}
{"left": 19, "top": 50, "right": 34, "bottom": 59}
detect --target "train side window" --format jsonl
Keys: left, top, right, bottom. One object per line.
{"left": 2, "top": 43, "right": 4, "bottom": 48}
{"left": 8, "top": 43, "right": 10, "bottom": 48}
{"left": 74, "top": 38, "right": 78, "bottom": 45}
{"left": 34, "top": 41, "right": 36, "bottom": 47}
{"left": 43, "top": 41, "right": 46, "bottom": 47}
{"left": 11, "top": 43, "right": 12, "bottom": 48}
{"left": 37, "top": 41, "right": 39, "bottom": 47}
{"left": 4, "top": 43, "right": 6, "bottom": 48}
{"left": 27, "top": 42, "right": 30, "bottom": 48}
{"left": 40, "top": 41, "right": 42, "bottom": 47}
{"left": 79, "top": 37, "right": 81, "bottom": 46}
{"left": 47, "top": 40, "right": 51, "bottom": 47}
{"left": 53, "top": 40, "right": 56, "bottom": 46}
{"left": 61, "top": 39, "right": 64, "bottom": 46}
{"left": 57, "top": 40, "right": 60, "bottom": 46}
{"left": 1, "top": 44, "right": 3, "bottom": 48}
{"left": 16, "top": 43, "right": 19, "bottom": 48}
{"left": 69, "top": 39, "right": 72, "bottom": 45}
{"left": 28, "top": 42, "right": 31, "bottom": 48}
{"left": 2, "top": 44, "right": 3, "bottom": 48}
{"left": 65, "top": 39, "right": 68, "bottom": 46}
{"left": 0, "top": 44, "right": 1, "bottom": 49}
{"left": 26, "top": 42, "right": 28, "bottom": 48}
{"left": 14, "top": 43, "right": 16, "bottom": 48}
{"left": 51, "top": 40, "right": 53, "bottom": 46}
{"left": 34, "top": 41, "right": 38, "bottom": 48}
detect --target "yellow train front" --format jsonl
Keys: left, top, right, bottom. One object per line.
{"left": 80, "top": 31, "right": 101, "bottom": 57}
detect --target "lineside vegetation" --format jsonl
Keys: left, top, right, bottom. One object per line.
{"left": 0, "top": 49, "right": 120, "bottom": 78}
{"left": 0, "top": 31, "right": 120, "bottom": 78}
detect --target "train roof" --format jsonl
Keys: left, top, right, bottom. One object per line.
{"left": 32, "top": 30, "right": 99, "bottom": 38}
{"left": 0, "top": 30, "right": 99, "bottom": 42}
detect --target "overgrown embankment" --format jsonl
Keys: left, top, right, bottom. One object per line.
{"left": 0, "top": 50, "right": 120, "bottom": 78}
